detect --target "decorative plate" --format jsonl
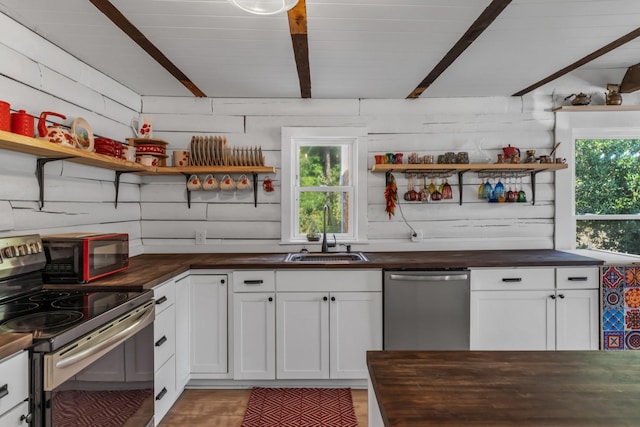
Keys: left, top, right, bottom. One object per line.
{"left": 71, "top": 117, "right": 94, "bottom": 152}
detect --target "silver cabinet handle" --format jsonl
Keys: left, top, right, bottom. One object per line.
{"left": 388, "top": 274, "right": 468, "bottom": 282}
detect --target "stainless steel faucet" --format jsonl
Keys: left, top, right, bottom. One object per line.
{"left": 321, "top": 204, "right": 336, "bottom": 253}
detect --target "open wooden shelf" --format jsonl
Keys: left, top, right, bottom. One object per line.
{"left": 371, "top": 162, "right": 568, "bottom": 206}
{"left": 0, "top": 130, "right": 276, "bottom": 209}
{"left": 0, "top": 130, "right": 152, "bottom": 172}
{"left": 552, "top": 105, "right": 640, "bottom": 112}
{"left": 153, "top": 165, "right": 276, "bottom": 175}
{"left": 370, "top": 163, "right": 567, "bottom": 174}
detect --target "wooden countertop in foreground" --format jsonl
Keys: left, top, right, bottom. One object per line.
{"left": 367, "top": 350, "right": 640, "bottom": 426}
{"left": 44, "top": 249, "right": 603, "bottom": 291}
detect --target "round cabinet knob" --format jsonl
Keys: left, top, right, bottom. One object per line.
{"left": 331, "top": 296, "right": 336, "bottom": 301}
{"left": 558, "top": 294, "right": 565, "bottom": 299}
{"left": 268, "top": 297, "right": 273, "bottom": 302}
{"left": 550, "top": 294, "right": 556, "bottom": 299}
{"left": 220, "top": 279, "right": 225, "bottom": 284}
{"left": 323, "top": 296, "right": 328, "bottom": 301}
{"left": 20, "top": 413, "right": 33, "bottom": 423}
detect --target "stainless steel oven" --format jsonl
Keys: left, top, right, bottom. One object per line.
{"left": 0, "top": 235, "right": 155, "bottom": 427}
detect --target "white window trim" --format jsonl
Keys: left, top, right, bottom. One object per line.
{"left": 554, "top": 111, "right": 640, "bottom": 249}
{"left": 280, "top": 127, "right": 368, "bottom": 244}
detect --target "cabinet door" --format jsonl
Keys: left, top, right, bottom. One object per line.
{"left": 330, "top": 292, "right": 382, "bottom": 379}
{"left": 190, "top": 274, "right": 228, "bottom": 374}
{"left": 556, "top": 289, "right": 599, "bottom": 350}
{"left": 233, "top": 292, "right": 275, "bottom": 380}
{"left": 174, "top": 275, "right": 190, "bottom": 392}
{"left": 276, "top": 292, "right": 329, "bottom": 379}
{"left": 471, "top": 290, "right": 555, "bottom": 350}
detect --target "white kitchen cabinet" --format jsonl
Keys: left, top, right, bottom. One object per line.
{"left": 0, "top": 351, "right": 29, "bottom": 422}
{"left": 277, "top": 292, "right": 329, "bottom": 379}
{"left": 233, "top": 292, "right": 276, "bottom": 379}
{"left": 174, "top": 275, "right": 190, "bottom": 392}
{"left": 471, "top": 289, "right": 555, "bottom": 350}
{"left": 152, "top": 277, "right": 177, "bottom": 426}
{"left": 190, "top": 274, "right": 228, "bottom": 376}
{"left": 470, "top": 267, "right": 599, "bottom": 351}
{"left": 275, "top": 270, "right": 382, "bottom": 380}
{"left": 330, "top": 291, "right": 383, "bottom": 379}
{"left": 555, "top": 267, "right": 599, "bottom": 350}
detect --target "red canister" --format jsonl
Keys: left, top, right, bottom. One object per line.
{"left": 0, "top": 101, "right": 10, "bottom": 131}
{"left": 10, "top": 109, "right": 35, "bottom": 137}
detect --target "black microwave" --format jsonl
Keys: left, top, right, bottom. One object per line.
{"left": 42, "top": 233, "right": 129, "bottom": 283}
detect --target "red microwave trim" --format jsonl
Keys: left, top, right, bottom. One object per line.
{"left": 81, "top": 233, "right": 129, "bottom": 282}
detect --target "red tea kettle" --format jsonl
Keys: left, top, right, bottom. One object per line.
{"left": 38, "top": 111, "right": 73, "bottom": 146}
{"left": 502, "top": 145, "right": 520, "bottom": 160}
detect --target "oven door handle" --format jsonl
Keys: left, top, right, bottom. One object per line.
{"left": 54, "top": 302, "right": 155, "bottom": 370}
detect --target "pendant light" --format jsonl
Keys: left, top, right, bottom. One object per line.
{"left": 228, "top": 0, "right": 299, "bottom": 15}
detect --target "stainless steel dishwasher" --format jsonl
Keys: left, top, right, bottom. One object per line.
{"left": 383, "top": 269, "right": 470, "bottom": 350}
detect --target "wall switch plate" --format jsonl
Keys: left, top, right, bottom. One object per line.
{"left": 411, "top": 230, "right": 423, "bottom": 242}
{"left": 195, "top": 231, "right": 207, "bottom": 244}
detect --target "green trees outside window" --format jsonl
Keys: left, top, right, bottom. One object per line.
{"left": 575, "top": 139, "right": 640, "bottom": 254}
{"left": 297, "top": 145, "right": 350, "bottom": 237}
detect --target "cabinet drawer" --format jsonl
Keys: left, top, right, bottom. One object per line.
{"left": 0, "top": 352, "right": 28, "bottom": 416}
{"left": 154, "top": 355, "right": 176, "bottom": 425}
{"left": 471, "top": 268, "right": 554, "bottom": 291}
{"left": 277, "top": 270, "right": 382, "bottom": 292}
{"left": 556, "top": 267, "right": 599, "bottom": 290}
{"left": 0, "top": 400, "right": 29, "bottom": 426}
{"left": 154, "top": 280, "right": 176, "bottom": 315}
{"left": 233, "top": 270, "right": 275, "bottom": 292}
{"left": 154, "top": 305, "right": 176, "bottom": 370}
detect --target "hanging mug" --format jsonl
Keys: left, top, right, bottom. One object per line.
{"left": 131, "top": 116, "right": 152, "bottom": 139}
{"left": 202, "top": 174, "right": 219, "bottom": 191}
{"left": 236, "top": 174, "right": 252, "bottom": 191}
{"left": 220, "top": 174, "right": 236, "bottom": 191}
{"left": 263, "top": 177, "right": 274, "bottom": 192}
{"left": 186, "top": 175, "right": 202, "bottom": 191}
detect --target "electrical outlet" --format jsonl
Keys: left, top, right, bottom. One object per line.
{"left": 195, "top": 231, "right": 207, "bottom": 245}
{"left": 410, "top": 230, "right": 423, "bottom": 242}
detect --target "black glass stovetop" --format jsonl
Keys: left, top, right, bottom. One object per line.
{"left": 0, "top": 289, "right": 150, "bottom": 340}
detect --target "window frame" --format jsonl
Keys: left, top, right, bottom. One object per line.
{"left": 280, "top": 127, "right": 368, "bottom": 244}
{"left": 554, "top": 111, "right": 640, "bottom": 249}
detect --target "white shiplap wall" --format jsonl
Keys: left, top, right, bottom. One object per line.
{"left": 0, "top": 13, "right": 144, "bottom": 254}
{"left": 0, "top": 13, "right": 559, "bottom": 254}
{"left": 140, "top": 96, "right": 557, "bottom": 253}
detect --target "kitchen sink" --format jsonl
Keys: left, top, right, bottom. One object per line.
{"left": 284, "top": 252, "right": 369, "bottom": 263}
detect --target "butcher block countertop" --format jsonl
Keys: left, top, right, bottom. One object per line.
{"left": 44, "top": 249, "right": 603, "bottom": 291}
{"left": 367, "top": 350, "right": 640, "bottom": 426}
{"left": 0, "top": 334, "right": 32, "bottom": 361}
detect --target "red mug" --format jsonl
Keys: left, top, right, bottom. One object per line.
{"left": 11, "top": 109, "right": 34, "bottom": 137}
{"left": 0, "top": 101, "right": 10, "bottom": 131}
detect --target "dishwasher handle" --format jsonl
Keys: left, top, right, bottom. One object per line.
{"left": 388, "top": 273, "right": 468, "bottom": 282}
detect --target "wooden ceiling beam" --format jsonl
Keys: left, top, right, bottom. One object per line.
{"left": 288, "top": 0, "right": 311, "bottom": 98}
{"left": 513, "top": 27, "right": 640, "bottom": 96}
{"left": 89, "top": 0, "right": 207, "bottom": 97}
{"left": 407, "top": 0, "right": 512, "bottom": 99}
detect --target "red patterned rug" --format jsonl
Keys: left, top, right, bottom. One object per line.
{"left": 242, "top": 387, "right": 358, "bottom": 427}
{"left": 53, "top": 388, "right": 152, "bottom": 427}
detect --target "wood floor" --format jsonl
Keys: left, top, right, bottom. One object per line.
{"left": 159, "top": 388, "right": 368, "bottom": 427}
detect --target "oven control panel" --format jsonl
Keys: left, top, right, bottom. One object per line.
{"left": 0, "top": 234, "right": 45, "bottom": 270}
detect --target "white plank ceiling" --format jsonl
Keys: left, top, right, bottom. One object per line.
{"left": 0, "top": 0, "right": 638, "bottom": 98}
